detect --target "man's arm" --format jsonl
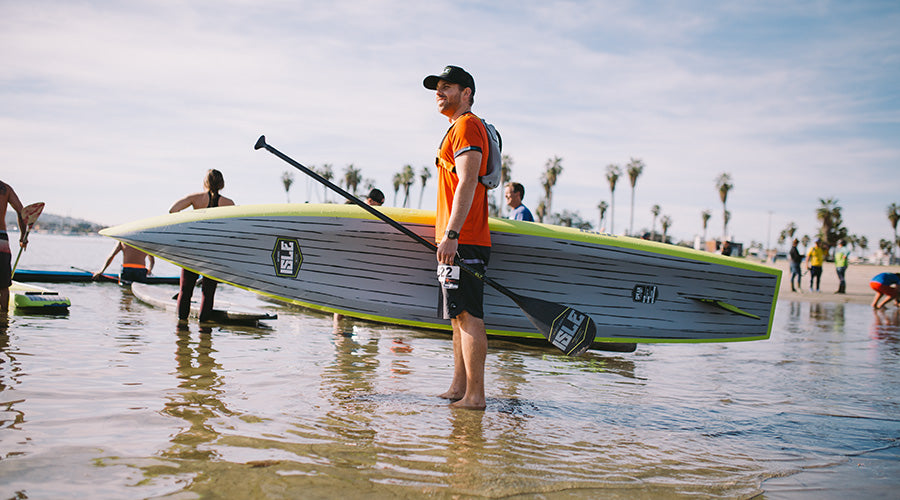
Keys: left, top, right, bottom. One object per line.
{"left": 94, "top": 242, "right": 123, "bottom": 278}
{"left": 7, "top": 185, "right": 26, "bottom": 248}
{"left": 436, "top": 150, "right": 482, "bottom": 265}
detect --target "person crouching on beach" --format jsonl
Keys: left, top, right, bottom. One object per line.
{"left": 870, "top": 272, "right": 900, "bottom": 309}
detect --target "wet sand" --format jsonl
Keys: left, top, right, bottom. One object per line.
{"left": 769, "top": 259, "right": 900, "bottom": 307}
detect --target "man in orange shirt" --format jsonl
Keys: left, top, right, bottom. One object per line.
{"left": 424, "top": 65, "right": 491, "bottom": 410}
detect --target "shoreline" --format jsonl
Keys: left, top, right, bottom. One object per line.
{"left": 766, "top": 259, "right": 900, "bottom": 306}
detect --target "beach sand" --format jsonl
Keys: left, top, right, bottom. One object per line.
{"left": 767, "top": 258, "right": 900, "bottom": 307}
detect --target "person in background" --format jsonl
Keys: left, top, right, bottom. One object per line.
{"left": 366, "top": 188, "right": 385, "bottom": 206}
{"left": 0, "top": 181, "right": 27, "bottom": 313}
{"left": 870, "top": 272, "right": 900, "bottom": 309}
{"left": 720, "top": 240, "right": 732, "bottom": 256}
{"left": 833, "top": 239, "right": 850, "bottom": 294}
{"left": 789, "top": 238, "right": 803, "bottom": 292}
{"left": 169, "top": 169, "right": 235, "bottom": 323}
{"left": 504, "top": 182, "right": 534, "bottom": 222}
{"left": 94, "top": 242, "right": 155, "bottom": 284}
{"left": 424, "top": 65, "right": 491, "bottom": 410}
{"left": 806, "top": 239, "right": 826, "bottom": 292}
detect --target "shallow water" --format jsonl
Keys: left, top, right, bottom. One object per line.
{"left": 1, "top": 234, "right": 898, "bottom": 499}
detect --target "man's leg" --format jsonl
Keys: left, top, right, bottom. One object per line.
{"left": 0, "top": 287, "right": 8, "bottom": 314}
{"left": 450, "top": 311, "right": 487, "bottom": 410}
{"left": 439, "top": 321, "right": 467, "bottom": 401}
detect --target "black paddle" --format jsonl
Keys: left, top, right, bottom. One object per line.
{"left": 254, "top": 135, "right": 596, "bottom": 356}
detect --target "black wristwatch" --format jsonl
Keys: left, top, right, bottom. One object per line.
{"left": 445, "top": 229, "right": 459, "bottom": 240}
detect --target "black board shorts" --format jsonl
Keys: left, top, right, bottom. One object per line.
{"left": 120, "top": 266, "right": 148, "bottom": 284}
{"left": 437, "top": 244, "right": 490, "bottom": 320}
{"left": 0, "top": 251, "right": 10, "bottom": 288}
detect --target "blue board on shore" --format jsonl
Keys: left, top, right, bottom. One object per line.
{"left": 13, "top": 269, "right": 181, "bottom": 284}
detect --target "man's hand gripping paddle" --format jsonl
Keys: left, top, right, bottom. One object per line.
{"left": 254, "top": 135, "right": 596, "bottom": 355}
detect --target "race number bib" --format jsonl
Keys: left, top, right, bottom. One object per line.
{"left": 437, "top": 265, "right": 460, "bottom": 289}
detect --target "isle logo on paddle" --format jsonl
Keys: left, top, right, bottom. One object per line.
{"left": 272, "top": 237, "right": 303, "bottom": 278}
{"left": 549, "top": 308, "right": 589, "bottom": 354}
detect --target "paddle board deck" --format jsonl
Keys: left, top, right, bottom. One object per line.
{"left": 130, "top": 282, "right": 277, "bottom": 324}
{"left": 9, "top": 281, "right": 71, "bottom": 313}
{"left": 101, "top": 204, "right": 781, "bottom": 344}
{"left": 13, "top": 269, "right": 180, "bottom": 284}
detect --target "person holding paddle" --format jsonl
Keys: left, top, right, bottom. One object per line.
{"left": 0, "top": 181, "right": 28, "bottom": 313}
{"left": 169, "top": 169, "right": 235, "bottom": 323}
{"left": 424, "top": 65, "right": 492, "bottom": 410}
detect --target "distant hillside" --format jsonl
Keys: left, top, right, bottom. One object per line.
{"left": 5, "top": 211, "right": 104, "bottom": 235}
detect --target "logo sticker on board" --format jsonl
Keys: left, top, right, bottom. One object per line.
{"left": 272, "top": 237, "right": 303, "bottom": 278}
{"left": 632, "top": 284, "right": 658, "bottom": 304}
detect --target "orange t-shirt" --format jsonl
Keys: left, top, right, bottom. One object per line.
{"left": 435, "top": 112, "right": 491, "bottom": 247}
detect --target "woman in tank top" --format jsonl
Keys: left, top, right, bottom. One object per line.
{"left": 169, "top": 169, "right": 235, "bottom": 323}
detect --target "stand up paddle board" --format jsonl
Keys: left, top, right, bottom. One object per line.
{"left": 101, "top": 204, "right": 780, "bottom": 345}
{"left": 130, "top": 282, "right": 276, "bottom": 324}
{"left": 13, "top": 269, "right": 180, "bottom": 284}
{"left": 9, "top": 281, "right": 71, "bottom": 313}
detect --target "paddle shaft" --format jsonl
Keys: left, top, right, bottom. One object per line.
{"left": 254, "top": 136, "right": 522, "bottom": 302}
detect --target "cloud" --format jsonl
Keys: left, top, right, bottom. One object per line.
{"left": 1, "top": 0, "right": 897, "bottom": 246}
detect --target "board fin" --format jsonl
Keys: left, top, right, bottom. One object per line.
{"left": 683, "top": 296, "right": 760, "bottom": 320}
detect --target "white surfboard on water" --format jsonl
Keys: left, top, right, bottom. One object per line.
{"left": 101, "top": 204, "right": 781, "bottom": 345}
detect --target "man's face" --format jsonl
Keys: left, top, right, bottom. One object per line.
{"left": 435, "top": 80, "right": 465, "bottom": 117}
{"left": 504, "top": 186, "right": 520, "bottom": 208}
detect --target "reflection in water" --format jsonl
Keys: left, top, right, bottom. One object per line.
{"left": 445, "top": 409, "right": 486, "bottom": 494}
{"left": 0, "top": 325, "right": 25, "bottom": 433}
{"left": 160, "top": 326, "right": 230, "bottom": 461}
{"left": 871, "top": 308, "right": 900, "bottom": 357}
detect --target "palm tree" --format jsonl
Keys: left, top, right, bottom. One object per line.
{"left": 701, "top": 210, "right": 712, "bottom": 241}
{"left": 606, "top": 164, "right": 621, "bottom": 234}
{"left": 535, "top": 200, "right": 547, "bottom": 223}
{"left": 650, "top": 204, "right": 661, "bottom": 238}
{"left": 715, "top": 173, "right": 733, "bottom": 240}
{"left": 392, "top": 173, "right": 402, "bottom": 206}
{"left": 417, "top": 166, "right": 432, "bottom": 209}
{"left": 660, "top": 215, "right": 672, "bottom": 243}
{"left": 626, "top": 158, "right": 645, "bottom": 236}
{"left": 540, "top": 156, "right": 563, "bottom": 217}
{"left": 500, "top": 155, "right": 513, "bottom": 216}
{"left": 319, "top": 164, "right": 334, "bottom": 203}
{"left": 597, "top": 201, "right": 608, "bottom": 232}
{"left": 888, "top": 203, "right": 900, "bottom": 263}
{"left": 400, "top": 164, "right": 415, "bottom": 208}
{"left": 343, "top": 164, "right": 361, "bottom": 197}
{"left": 281, "top": 171, "right": 294, "bottom": 203}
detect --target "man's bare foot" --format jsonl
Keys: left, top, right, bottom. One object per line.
{"left": 450, "top": 397, "right": 486, "bottom": 410}
{"left": 438, "top": 390, "right": 463, "bottom": 401}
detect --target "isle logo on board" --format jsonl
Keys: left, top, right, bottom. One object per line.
{"left": 272, "top": 237, "right": 303, "bottom": 278}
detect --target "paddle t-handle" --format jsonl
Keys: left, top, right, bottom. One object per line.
{"left": 254, "top": 135, "right": 596, "bottom": 355}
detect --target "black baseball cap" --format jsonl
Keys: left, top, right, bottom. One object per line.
{"left": 423, "top": 65, "right": 475, "bottom": 93}
{"left": 367, "top": 188, "right": 385, "bottom": 204}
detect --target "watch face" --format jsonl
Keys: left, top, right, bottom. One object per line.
{"left": 446, "top": 230, "right": 459, "bottom": 240}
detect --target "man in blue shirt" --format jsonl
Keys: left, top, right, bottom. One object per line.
{"left": 504, "top": 182, "right": 534, "bottom": 222}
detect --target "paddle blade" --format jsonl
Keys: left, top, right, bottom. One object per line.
{"left": 22, "top": 202, "right": 44, "bottom": 227}
{"left": 510, "top": 293, "right": 596, "bottom": 356}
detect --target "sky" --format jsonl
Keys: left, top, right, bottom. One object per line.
{"left": 2, "top": 0, "right": 898, "bottom": 249}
